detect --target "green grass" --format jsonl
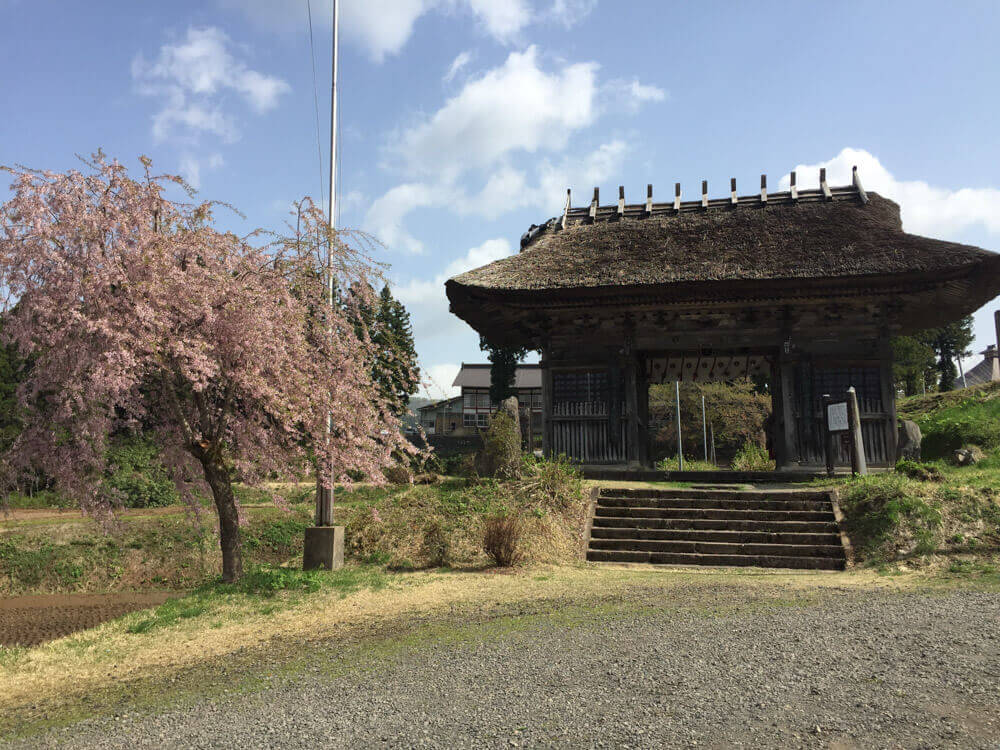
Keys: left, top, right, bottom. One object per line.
{"left": 898, "top": 382, "right": 1000, "bottom": 459}
{"left": 125, "top": 564, "right": 388, "bottom": 635}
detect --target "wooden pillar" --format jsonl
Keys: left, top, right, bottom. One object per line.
{"left": 541, "top": 346, "right": 553, "bottom": 458}
{"left": 777, "top": 352, "right": 799, "bottom": 468}
{"left": 878, "top": 329, "right": 898, "bottom": 464}
{"left": 636, "top": 354, "right": 650, "bottom": 466}
{"left": 623, "top": 327, "right": 640, "bottom": 466}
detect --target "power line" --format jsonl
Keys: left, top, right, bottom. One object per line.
{"left": 306, "top": 0, "right": 325, "bottom": 210}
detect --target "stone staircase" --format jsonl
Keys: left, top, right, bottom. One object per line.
{"left": 586, "top": 487, "right": 848, "bottom": 570}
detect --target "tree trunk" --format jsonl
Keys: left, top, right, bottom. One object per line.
{"left": 199, "top": 457, "right": 243, "bottom": 583}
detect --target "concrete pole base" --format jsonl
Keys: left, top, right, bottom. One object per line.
{"left": 303, "top": 526, "right": 345, "bottom": 570}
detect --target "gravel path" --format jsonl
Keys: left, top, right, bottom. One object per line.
{"left": 14, "top": 588, "right": 1000, "bottom": 749}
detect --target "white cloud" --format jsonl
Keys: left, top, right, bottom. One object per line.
{"left": 342, "top": 0, "right": 437, "bottom": 63}
{"left": 420, "top": 363, "right": 462, "bottom": 399}
{"left": 394, "top": 46, "right": 599, "bottom": 179}
{"left": 464, "top": 0, "right": 532, "bottom": 40}
{"left": 396, "top": 238, "right": 513, "bottom": 347}
{"left": 179, "top": 152, "right": 225, "bottom": 189}
{"left": 363, "top": 182, "right": 447, "bottom": 254}
{"left": 363, "top": 140, "right": 628, "bottom": 249}
{"left": 547, "top": 0, "right": 598, "bottom": 27}
{"left": 219, "top": 0, "right": 571, "bottom": 62}
{"left": 444, "top": 50, "right": 473, "bottom": 83}
{"left": 781, "top": 147, "right": 1000, "bottom": 237}
{"left": 133, "top": 27, "right": 290, "bottom": 142}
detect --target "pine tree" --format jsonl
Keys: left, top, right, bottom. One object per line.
{"left": 930, "top": 316, "right": 974, "bottom": 391}
{"left": 372, "top": 285, "right": 419, "bottom": 417}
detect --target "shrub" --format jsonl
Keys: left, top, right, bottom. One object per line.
{"left": 655, "top": 456, "right": 717, "bottom": 472}
{"left": 483, "top": 513, "right": 523, "bottom": 567}
{"left": 475, "top": 402, "right": 521, "bottom": 480}
{"left": 103, "top": 435, "right": 179, "bottom": 508}
{"left": 382, "top": 464, "right": 412, "bottom": 485}
{"left": 419, "top": 518, "right": 451, "bottom": 567}
{"left": 730, "top": 442, "right": 775, "bottom": 472}
{"left": 894, "top": 459, "right": 943, "bottom": 482}
{"left": 518, "top": 454, "right": 584, "bottom": 510}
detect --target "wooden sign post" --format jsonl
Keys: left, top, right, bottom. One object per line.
{"left": 846, "top": 386, "right": 868, "bottom": 476}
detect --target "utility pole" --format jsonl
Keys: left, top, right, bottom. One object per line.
{"left": 304, "top": 0, "right": 344, "bottom": 570}
{"left": 315, "top": 0, "right": 339, "bottom": 528}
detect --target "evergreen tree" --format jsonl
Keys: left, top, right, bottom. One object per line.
{"left": 930, "top": 316, "right": 974, "bottom": 391}
{"left": 892, "top": 332, "right": 936, "bottom": 396}
{"left": 372, "top": 285, "right": 419, "bottom": 417}
{"left": 890, "top": 316, "right": 975, "bottom": 394}
{"left": 479, "top": 337, "right": 527, "bottom": 404}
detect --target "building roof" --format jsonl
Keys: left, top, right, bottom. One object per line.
{"left": 955, "top": 347, "right": 999, "bottom": 389}
{"left": 452, "top": 363, "right": 542, "bottom": 389}
{"left": 446, "top": 177, "right": 1000, "bottom": 345}
{"left": 417, "top": 396, "right": 462, "bottom": 412}
{"left": 449, "top": 190, "right": 996, "bottom": 292}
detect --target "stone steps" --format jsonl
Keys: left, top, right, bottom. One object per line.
{"left": 587, "top": 488, "right": 847, "bottom": 571}
{"left": 593, "top": 506, "right": 836, "bottom": 522}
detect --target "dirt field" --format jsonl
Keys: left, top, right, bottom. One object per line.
{"left": 0, "top": 592, "right": 174, "bottom": 647}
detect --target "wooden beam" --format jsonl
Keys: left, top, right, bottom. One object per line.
{"left": 852, "top": 165, "right": 869, "bottom": 204}
{"left": 820, "top": 168, "right": 832, "bottom": 200}
{"left": 790, "top": 170, "right": 798, "bottom": 201}
{"left": 673, "top": 182, "right": 681, "bottom": 212}
{"left": 730, "top": 177, "right": 738, "bottom": 205}
{"left": 760, "top": 174, "right": 767, "bottom": 204}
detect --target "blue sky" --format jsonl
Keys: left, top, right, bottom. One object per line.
{"left": 3, "top": 0, "right": 1000, "bottom": 398}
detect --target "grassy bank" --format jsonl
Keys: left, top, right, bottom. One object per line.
{"left": 1, "top": 459, "right": 589, "bottom": 595}
{"left": 897, "top": 381, "right": 1000, "bottom": 459}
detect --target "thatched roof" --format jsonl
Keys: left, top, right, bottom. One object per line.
{"left": 449, "top": 191, "right": 996, "bottom": 292}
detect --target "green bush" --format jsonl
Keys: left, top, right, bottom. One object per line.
{"left": 894, "top": 459, "right": 943, "bottom": 482}
{"left": 103, "top": 435, "right": 179, "bottom": 508}
{"left": 730, "top": 442, "right": 775, "bottom": 472}
{"left": 655, "top": 456, "right": 717, "bottom": 472}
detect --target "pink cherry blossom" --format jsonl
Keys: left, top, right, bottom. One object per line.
{"left": 0, "top": 153, "right": 418, "bottom": 581}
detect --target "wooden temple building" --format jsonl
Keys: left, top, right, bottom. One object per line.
{"left": 446, "top": 169, "right": 1000, "bottom": 470}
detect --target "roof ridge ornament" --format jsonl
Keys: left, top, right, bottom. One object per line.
{"left": 617, "top": 185, "right": 625, "bottom": 217}
{"left": 760, "top": 174, "right": 767, "bottom": 205}
{"left": 645, "top": 184, "right": 653, "bottom": 215}
{"left": 673, "top": 182, "right": 681, "bottom": 212}
{"left": 589, "top": 187, "right": 599, "bottom": 222}
{"left": 852, "top": 165, "right": 869, "bottom": 204}
{"left": 790, "top": 171, "right": 798, "bottom": 201}
{"left": 562, "top": 188, "right": 570, "bottom": 229}
{"left": 730, "top": 178, "right": 738, "bottom": 205}
{"left": 820, "top": 168, "right": 832, "bottom": 200}
{"left": 701, "top": 180, "right": 709, "bottom": 209}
